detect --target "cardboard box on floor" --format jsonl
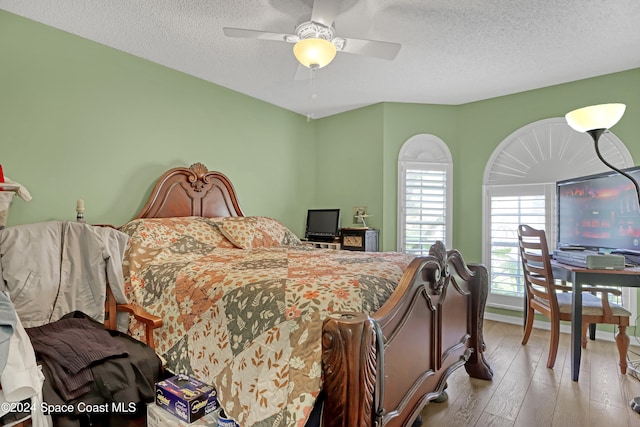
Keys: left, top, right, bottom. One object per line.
{"left": 147, "top": 403, "right": 219, "bottom": 427}
{"left": 155, "top": 374, "right": 218, "bottom": 423}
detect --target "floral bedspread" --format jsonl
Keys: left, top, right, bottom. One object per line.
{"left": 120, "top": 216, "right": 415, "bottom": 427}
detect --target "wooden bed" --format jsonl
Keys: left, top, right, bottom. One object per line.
{"left": 126, "top": 162, "right": 493, "bottom": 427}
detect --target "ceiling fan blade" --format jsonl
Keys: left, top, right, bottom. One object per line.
{"left": 310, "top": 0, "right": 342, "bottom": 27}
{"left": 223, "top": 27, "right": 296, "bottom": 42}
{"left": 340, "top": 37, "right": 401, "bottom": 61}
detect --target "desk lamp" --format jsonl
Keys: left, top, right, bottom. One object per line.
{"left": 565, "top": 103, "right": 639, "bottom": 205}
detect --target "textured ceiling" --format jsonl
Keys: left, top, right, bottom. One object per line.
{"left": 1, "top": 0, "right": 639, "bottom": 118}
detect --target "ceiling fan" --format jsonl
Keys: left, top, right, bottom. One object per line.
{"left": 222, "top": 0, "right": 402, "bottom": 70}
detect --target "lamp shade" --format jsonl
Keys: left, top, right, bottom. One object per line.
{"left": 565, "top": 103, "right": 626, "bottom": 133}
{"left": 293, "top": 38, "right": 337, "bottom": 68}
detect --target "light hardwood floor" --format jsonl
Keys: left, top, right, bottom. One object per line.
{"left": 420, "top": 320, "right": 640, "bottom": 427}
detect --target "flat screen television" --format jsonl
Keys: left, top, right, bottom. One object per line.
{"left": 305, "top": 209, "right": 341, "bottom": 242}
{"left": 556, "top": 166, "right": 640, "bottom": 252}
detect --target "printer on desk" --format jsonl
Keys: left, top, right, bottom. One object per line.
{"left": 553, "top": 248, "right": 626, "bottom": 270}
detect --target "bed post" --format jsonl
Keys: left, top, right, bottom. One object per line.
{"left": 464, "top": 263, "right": 494, "bottom": 380}
{"left": 322, "top": 313, "right": 378, "bottom": 427}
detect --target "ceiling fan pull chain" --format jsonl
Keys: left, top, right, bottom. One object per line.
{"left": 306, "top": 65, "right": 318, "bottom": 121}
{"left": 310, "top": 66, "right": 318, "bottom": 102}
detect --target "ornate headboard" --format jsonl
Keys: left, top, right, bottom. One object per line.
{"left": 133, "top": 162, "right": 245, "bottom": 219}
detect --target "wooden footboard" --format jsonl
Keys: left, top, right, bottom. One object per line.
{"left": 321, "top": 242, "right": 493, "bottom": 427}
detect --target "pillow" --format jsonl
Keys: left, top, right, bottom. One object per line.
{"left": 217, "top": 216, "right": 301, "bottom": 249}
{"left": 120, "top": 217, "right": 235, "bottom": 250}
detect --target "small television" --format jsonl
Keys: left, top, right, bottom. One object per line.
{"left": 556, "top": 166, "right": 640, "bottom": 252}
{"left": 305, "top": 209, "right": 341, "bottom": 242}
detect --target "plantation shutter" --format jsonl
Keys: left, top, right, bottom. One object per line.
{"left": 489, "top": 193, "right": 546, "bottom": 298}
{"left": 402, "top": 167, "right": 447, "bottom": 255}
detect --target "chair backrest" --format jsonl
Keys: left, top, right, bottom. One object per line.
{"left": 517, "top": 224, "right": 559, "bottom": 311}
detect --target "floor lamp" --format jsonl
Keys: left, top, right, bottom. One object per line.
{"left": 565, "top": 103, "right": 640, "bottom": 414}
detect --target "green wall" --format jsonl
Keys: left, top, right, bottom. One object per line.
{"left": 315, "top": 69, "right": 640, "bottom": 261}
{"left": 314, "top": 104, "right": 384, "bottom": 230}
{"left": 454, "top": 69, "right": 640, "bottom": 262}
{"left": 0, "top": 10, "right": 316, "bottom": 233}
{"left": 3, "top": 9, "right": 638, "bottom": 249}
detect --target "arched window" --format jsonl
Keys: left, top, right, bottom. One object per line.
{"left": 398, "top": 134, "right": 452, "bottom": 253}
{"left": 482, "top": 117, "right": 634, "bottom": 313}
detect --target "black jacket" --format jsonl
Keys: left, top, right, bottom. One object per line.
{"left": 27, "top": 312, "right": 162, "bottom": 427}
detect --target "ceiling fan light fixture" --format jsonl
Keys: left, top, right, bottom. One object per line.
{"left": 293, "top": 38, "right": 336, "bottom": 68}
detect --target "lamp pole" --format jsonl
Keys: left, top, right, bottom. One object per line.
{"left": 588, "top": 128, "right": 640, "bottom": 208}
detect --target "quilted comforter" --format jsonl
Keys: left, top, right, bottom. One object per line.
{"left": 120, "top": 216, "right": 415, "bottom": 427}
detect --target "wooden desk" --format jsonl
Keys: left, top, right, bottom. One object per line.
{"left": 551, "top": 261, "right": 640, "bottom": 381}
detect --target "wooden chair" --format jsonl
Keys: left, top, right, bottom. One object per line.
{"left": 517, "top": 224, "right": 631, "bottom": 372}
{"left": 104, "top": 285, "right": 163, "bottom": 349}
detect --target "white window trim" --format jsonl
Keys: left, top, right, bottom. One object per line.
{"left": 397, "top": 134, "right": 453, "bottom": 251}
